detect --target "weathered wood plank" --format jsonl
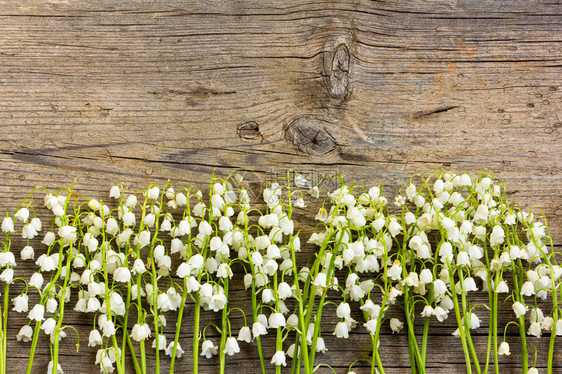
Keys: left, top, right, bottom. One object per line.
{"left": 0, "top": 0, "right": 560, "bottom": 372}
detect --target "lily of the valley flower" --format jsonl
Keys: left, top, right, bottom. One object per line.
{"left": 390, "top": 318, "right": 403, "bottom": 333}
{"left": 88, "top": 330, "right": 103, "bottom": 347}
{"left": 47, "top": 360, "right": 64, "bottom": 374}
{"left": 165, "top": 341, "right": 184, "bottom": 358}
{"left": 201, "top": 340, "right": 218, "bottom": 358}
{"left": 223, "top": 337, "right": 240, "bottom": 356}
{"left": 512, "top": 302, "right": 528, "bottom": 318}
{"left": 16, "top": 325, "right": 33, "bottom": 342}
{"left": 131, "top": 323, "right": 151, "bottom": 341}
{"left": 270, "top": 350, "right": 287, "bottom": 366}
{"left": 237, "top": 326, "right": 252, "bottom": 343}
{"left": 333, "top": 321, "right": 350, "bottom": 338}
{"left": 498, "top": 341, "right": 511, "bottom": 355}
{"left": 12, "top": 294, "right": 29, "bottom": 313}
{"left": 28, "top": 304, "right": 45, "bottom": 321}
{"left": 252, "top": 321, "right": 267, "bottom": 339}
{"left": 1, "top": 216, "right": 14, "bottom": 233}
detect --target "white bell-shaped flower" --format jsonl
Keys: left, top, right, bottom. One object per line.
{"left": 41, "top": 318, "right": 57, "bottom": 336}
{"left": 131, "top": 323, "right": 151, "bottom": 341}
{"left": 237, "top": 326, "right": 252, "bottom": 343}
{"left": 88, "top": 329, "right": 103, "bottom": 347}
{"left": 223, "top": 337, "right": 240, "bottom": 356}
{"left": 271, "top": 350, "right": 287, "bottom": 366}
{"left": 390, "top": 318, "right": 403, "bottom": 333}
{"left": 28, "top": 304, "right": 45, "bottom": 321}
{"left": 268, "top": 313, "right": 286, "bottom": 329}
{"left": 12, "top": 294, "right": 29, "bottom": 313}
{"left": 15, "top": 208, "right": 29, "bottom": 223}
{"left": 47, "top": 361, "right": 64, "bottom": 374}
{"left": 17, "top": 325, "right": 33, "bottom": 342}
{"left": 528, "top": 322, "right": 541, "bottom": 337}
{"left": 113, "top": 267, "right": 131, "bottom": 283}
{"left": 252, "top": 321, "right": 268, "bottom": 339}
{"left": 200, "top": 340, "right": 218, "bottom": 359}
{"left": 333, "top": 321, "right": 349, "bottom": 339}
{"left": 1, "top": 217, "right": 14, "bottom": 233}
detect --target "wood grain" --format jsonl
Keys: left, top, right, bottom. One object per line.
{"left": 0, "top": 0, "right": 560, "bottom": 372}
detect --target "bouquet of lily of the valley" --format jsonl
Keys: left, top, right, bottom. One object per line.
{"left": 0, "top": 170, "right": 557, "bottom": 374}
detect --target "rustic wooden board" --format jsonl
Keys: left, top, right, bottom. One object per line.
{"left": 0, "top": 0, "right": 560, "bottom": 372}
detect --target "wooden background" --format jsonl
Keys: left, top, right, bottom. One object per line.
{"left": 0, "top": 0, "right": 560, "bottom": 372}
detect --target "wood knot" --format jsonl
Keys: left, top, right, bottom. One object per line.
{"left": 237, "top": 121, "right": 262, "bottom": 140}
{"left": 284, "top": 117, "right": 337, "bottom": 156}
{"left": 324, "top": 44, "right": 350, "bottom": 99}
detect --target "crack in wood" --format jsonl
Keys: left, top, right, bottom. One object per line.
{"left": 411, "top": 105, "right": 459, "bottom": 119}
{"left": 150, "top": 88, "right": 237, "bottom": 99}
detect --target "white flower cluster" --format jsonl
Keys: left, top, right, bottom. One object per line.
{"left": 0, "top": 170, "right": 557, "bottom": 374}
{"left": 371, "top": 171, "right": 560, "bottom": 374}
{"left": 5, "top": 179, "right": 249, "bottom": 373}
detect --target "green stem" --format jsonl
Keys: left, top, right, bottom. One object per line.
{"left": 481, "top": 241, "right": 493, "bottom": 374}
{"left": 372, "top": 314, "right": 386, "bottom": 374}
{"left": 288, "top": 241, "right": 309, "bottom": 374}
{"left": 2, "top": 283, "right": 8, "bottom": 374}
{"left": 0, "top": 290, "right": 2, "bottom": 374}
{"left": 368, "top": 335, "right": 385, "bottom": 374}
{"left": 511, "top": 261, "right": 528, "bottom": 374}
{"left": 136, "top": 273, "right": 146, "bottom": 374}
{"left": 150, "top": 272, "right": 160, "bottom": 374}
{"left": 250, "top": 264, "right": 266, "bottom": 374}
{"left": 308, "top": 241, "right": 339, "bottom": 371}
{"left": 370, "top": 335, "right": 377, "bottom": 374}
{"left": 274, "top": 272, "right": 282, "bottom": 374}
{"left": 404, "top": 291, "right": 424, "bottom": 374}
{"left": 192, "top": 294, "right": 201, "bottom": 374}
{"left": 448, "top": 264, "right": 473, "bottom": 374}
{"left": 114, "top": 315, "right": 141, "bottom": 374}
{"left": 292, "top": 334, "right": 301, "bottom": 374}
{"left": 492, "top": 286, "right": 499, "bottom": 374}
{"left": 374, "top": 350, "right": 384, "bottom": 374}
{"left": 407, "top": 330, "right": 417, "bottom": 374}
{"left": 219, "top": 280, "right": 228, "bottom": 374}
{"left": 482, "top": 277, "right": 493, "bottom": 374}
{"left": 52, "top": 250, "right": 73, "bottom": 373}
{"left": 518, "top": 315, "right": 529, "bottom": 374}
{"left": 403, "top": 288, "right": 417, "bottom": 374}
{"left": 121, "top": 285, "right": 133, "bottom": 372}
{"left": 458, "top": 269, "right": 481, "bottom": 374}
{"left": 421, "top": 317, "right": 430, "bottom": 366}
{"left": 548, "top": 311, "right": 558, "bottom": 374}
{"left": 374, "top": 239, "right": 390, "bottom": 374}
{"left": 276, "top": 328, "right": 282, "bottom": 374}
{"left": 465, "top": 312, "right": 481, "bottom": 374}
{"left": 111, "top": 335, "right": 122, "bottom": 373}
{"left": 0, "top": 313, "right": 2, "bottom": 374}
{"left": 170, "top": 281, "right": 188, "bottom": 374}
{"left": 124, "top": 329, "right": 142, "bottom": 374}
{"left": 547, "top": 277, "right": 559, "bottom": 374}
{"left": 26, "top": 321, "right": 43, "bottom": 374}
{"left": 133, "top": 192, "right": 151, "bottom": 374}
{"left": 103, "top": 286, "right": 123, "bottom": 372}
{"left": 192, "top": 240, "right": 209, "bottom": 374}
